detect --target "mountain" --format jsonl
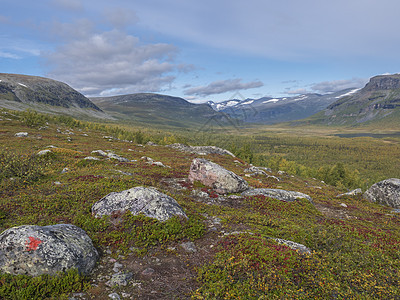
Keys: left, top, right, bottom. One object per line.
{"left": 0, "top": 73, "right": 108, "bottom": 119}
{"left": 208, "top": 89, "right": 357, "bottom": 124}
{"left": 305, "top": 74, "right": 400, "bottom": 126}
{"left": 91, "top": 93, "right": 225, "bottom": 128}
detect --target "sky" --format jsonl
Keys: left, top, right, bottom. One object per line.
{"left": 1, "top": 0, "right": 400, "bottom": 103}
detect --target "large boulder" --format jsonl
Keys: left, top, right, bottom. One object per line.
{"left": 364, "top": 178, "right": 400, "bottom": 208}
{"left": 188, "top": 158, "right": 249, "bottom": 194}
{"left": 92, "top": 186, "right": 187, "bottom": 222}
{"left": 0, "top": 224, "right": 98, "bottom": 276}
{"left": 242, "top": 188, "right": 313, "bottom": 203}
{"left": 167, "top": 144, "right": 235, "bottom": 157}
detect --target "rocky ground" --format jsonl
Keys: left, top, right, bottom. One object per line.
{"left": 0, "top": 109, "right": 399, "bottom": 299}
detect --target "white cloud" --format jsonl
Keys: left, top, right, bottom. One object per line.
{"left": 286, "top": 88, "right": 309, "bottom": 95}
{"left": 0, "top": 51, "right": 21, "bottom": 59}
{"left": 311, "top": 78, "right": 368, "bottom": 93}
{"left": 46, "top": 30, "right": 179, "bottom": 96}
{"left": 184, "top": 79, "right": 263, "bottom": 96}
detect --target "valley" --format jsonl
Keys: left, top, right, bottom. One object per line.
{"left": 1, "top": 73, "right": 400, "bottom": 299}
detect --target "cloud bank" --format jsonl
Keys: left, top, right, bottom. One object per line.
{"left": 45, "top": 23, "right": 179, "bottom": 96}
{"left": 184, "top": 79, "right": 263, "bottom": 96}
{"left": 311, "top": 78, "right": 368, "bottom": 93}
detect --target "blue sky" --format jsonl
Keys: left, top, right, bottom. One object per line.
{"left": 1, "top": 0, "right": 400, "bottom": 103}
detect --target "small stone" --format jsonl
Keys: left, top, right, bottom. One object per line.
{"left": 54, "top": 181, "right": 62, "bottom": 185}
{"left": 108, "top": 293, "right": 121, "bottom": 300}
{"left": 83, "top": 156, "right": 100, "bottom": 161}
{"left": 113, "top": 262, "right": 123, "bottom": 272}
{"left": 15, "top": 132, "right": 28, "bottom": 137}
{"left": 91, "top": 150, "right": 108, "bottom": 157}
{"left": 61, "top": 167, "right": 70, "bottom": 174}
{"left": 180, "top": 241, "right": 197, "bottom": 253}
{"left": 141, "top": 268, "right": 155, "bottom": 276}
{"left": 106, "top": 272, "right": 133, "bottom": 287}
{"left": 340, "top": 203, "right": 348, "bottom": 208}
{"left": 121, "top": 293, "right": 131, "bottom": 298}
{"left": 37, "top": 149, "right": 52, "bottom": 156}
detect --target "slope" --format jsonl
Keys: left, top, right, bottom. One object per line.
{"left": 0, "top": 73, "right": 110, "bottom": 120}
{"left": 91, "top": 93, "right": 225, "bottom": 128}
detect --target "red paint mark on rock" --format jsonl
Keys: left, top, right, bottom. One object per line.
{"left": 26, "top": 236, "right": 42, "bottom": 251}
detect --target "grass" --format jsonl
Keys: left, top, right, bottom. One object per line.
{"left": 0, "top": 108, "right": 399, "bottom": 299}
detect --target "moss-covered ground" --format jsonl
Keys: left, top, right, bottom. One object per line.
{"left": 0, "top": 109, "right": 399, "bottom": 299}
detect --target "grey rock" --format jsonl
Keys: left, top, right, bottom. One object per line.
{"left": 364, "top": 178, "right": 400, "bottom": 208}
{"left": 107, "top": 152, "right": 130, "bottom": 162}
{"left": 61, "top": 167, "right": 70, "bottom": 174}
{"left": 188, "top": 158, "right": 249, "bottom": 194}
{"left": 146, "top": 141, "right": 158, "bottom": 146}
{"left": 150, "top": 161, "right": 170, "bottom": 168}
{"left": 272, "top": 238, "right": 311, "bottom": 255}
{"left": 0, "top": 224, "right": 98, "bottom": 276}
{"left": 106, "top": 272, "right": 133, "bottom": 287}
{"left": 167, "top": 143, "right": 235, "bottom": 157}
{"left": 108, "top": 293, "right": 121, "bottom": 300}
{"left": 180, "top": 241, "right": 197, "bottom": 253}
{"left": 15, "top": 132, "right": 28, "bottom": 137}
{"left": 92, "top": 186, "right": 187, "bottom": 222}
{"left": 242, "top": 188, "right": 313, "bottom": 203}
{"left": 141, "top": 267, "right": 155, "bottom": 276}
{"left": 37, "top": 149, "right": 52, "bottom": 156}
{"left": 83, "top": 156, "right": 100, "bottom": 161}
{"left": 244, "top": 166, "right": 271, "bottom": 176}
{"left": 337, "top": 188, "right": 362, "bottom": 197}
{"left": 113, "top": 262, "right": 123, "bottom": 272}
{"left": 91, "top": 150, "right": 108, "bottom": 157}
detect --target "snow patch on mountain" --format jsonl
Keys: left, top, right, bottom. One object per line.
{"left": 262, "top": 99, "right": 280, "bottom": 104}
{"left": 335, "top": 88, "right": 361, "bottom": 99}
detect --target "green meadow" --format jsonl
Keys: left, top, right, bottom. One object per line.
{"left": 0, "top": 108, "right": 399, "bottom": 299}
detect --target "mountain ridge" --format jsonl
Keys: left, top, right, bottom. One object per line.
{"left": 304, "top": 74, "right": 400, "bottom": 126}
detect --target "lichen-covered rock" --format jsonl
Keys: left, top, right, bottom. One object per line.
{"left": 242, "top": 188, "right": 313, "bottom": 203}
{"left": 167, "top": 143, "right": 235, "bottom": 157}
{"left": 272, "top": 238, "right": 311, "bottom": 255}
{"left": 0, "top": 224, "right": 98, "bottom": 276}
{"left": 106, "top": 152, "right": 130, "bottom": 162}
{"left": 337, "top": 188, "right": 362, "bottom": 198}
{"left": 37, "top": 149, "right": 52, "bottom": 156}
{"left": 83, "top": 156, "right": 100, "bottom": 161}
{"left": 92, "top": 186, "right": 187, "bottom": 222}
{"left": 244, "top": 165, "right": 272, "bottom": 175}
{"left": 188, "top": 158, "right": 249, "bottom": 194}
{"left": 91, "top": 150, "right": 108, "bottom": 157}
{"left": 364, "top": 178, "right": 400, "bottom": 208}
{"left": 15, "top": 132, "right": 28, "bottom": 137}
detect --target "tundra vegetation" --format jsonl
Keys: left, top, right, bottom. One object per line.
{"left": 0, "top": 108, "right": 399, "bottom": 299}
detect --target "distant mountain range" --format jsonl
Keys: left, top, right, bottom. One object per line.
{"left": 90, "top": 93, "right": 224, "bottom": 128}
{"left": 301, "top": 74, "right": 400, "bottom": 126}
{"left": 207, "top": 89, "right": 359, "bottom": 124}
{"left": 1, "top": 72, "right": 400, "bottom": 128}
{"left": 0, "top": 73, "right": 109, "bottom": 119}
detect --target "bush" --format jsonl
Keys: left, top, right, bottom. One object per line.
{"left": 0, "top": 150, "right": 52, "bottom": 183}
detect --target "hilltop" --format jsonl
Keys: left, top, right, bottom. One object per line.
{"left": 0, "top": 73, "right": 109, "bottom": 120}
